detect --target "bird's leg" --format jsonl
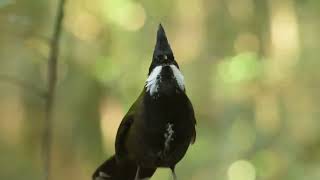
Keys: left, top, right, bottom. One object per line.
{"left": 170, "top": 166, "right": 177, "bottom": 180}
{"left": 134, "top": 166, "right": 141, "bottom": 180}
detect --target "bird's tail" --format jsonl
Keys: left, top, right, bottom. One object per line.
{"left": 92, "top": 155, "right": 156, "bottom": 180}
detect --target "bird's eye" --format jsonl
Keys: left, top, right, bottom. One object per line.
{"left": 155, "top": 55, "right": 170, "bottom": 62}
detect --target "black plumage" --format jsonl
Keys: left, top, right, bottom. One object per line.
{"left": 93, "top": 24, "right": 196, "bottom": 180}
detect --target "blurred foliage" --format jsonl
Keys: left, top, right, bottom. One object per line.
{"left": 1, "top": 0, "right": 320, "bottom": 180}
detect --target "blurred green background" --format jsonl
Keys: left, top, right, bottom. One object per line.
{"left": 1, "top": 0, "right": 320, "bottom": 179}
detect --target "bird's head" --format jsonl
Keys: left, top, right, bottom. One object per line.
{"left": 146, "top": 24, "right": 185, "bottom": 96}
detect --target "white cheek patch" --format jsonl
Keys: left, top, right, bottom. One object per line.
{"left": 170, "top": 65, "right": 185, "bottom": 91}
{"left": 145, "top": 65, "right": 185, "bottom": 96}
{"left": 145, "top": 66, "right": 162, "bottom": 95}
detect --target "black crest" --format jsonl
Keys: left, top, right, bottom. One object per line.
{"left": 153, "top": 24, "right": 173, "bottom": 58}
{"left": 149, "top": 24, "right": 177, "bottom": 74}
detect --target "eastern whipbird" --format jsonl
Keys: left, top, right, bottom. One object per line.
{"left": 93, "top": 24, "right": 197, "bottom": 180}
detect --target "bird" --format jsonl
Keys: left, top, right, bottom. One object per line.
{"left": 92, "top": 24, "right": 197, "bottom": 180}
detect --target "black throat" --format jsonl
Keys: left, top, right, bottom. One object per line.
{"left": 158, "top": 65, "right": 180, "bottom": 96}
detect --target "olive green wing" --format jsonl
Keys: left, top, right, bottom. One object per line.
{"left": 115, "top": 93, "right": 143, "bottom": 160}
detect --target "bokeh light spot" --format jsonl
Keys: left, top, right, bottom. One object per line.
{"left": 103, "top": 1, "right": 146, "bottom": 31}
{"left": 99, "top": 97, "right": 124, "bottom": 152}
{"left": 228, "top": 160, "right": 256, "bottom": 180}
{"left": 65, "top": 11, "right": 102, "bottom": 41}
{"left": 217, "top": 52, "right": 262, "bottom": 84}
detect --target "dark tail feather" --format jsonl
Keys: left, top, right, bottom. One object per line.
{"left": 92, "top": 155, "right": 156, "bottom": 180}
{"left": 92, "top": 155, "right": 117, "bottom": 180}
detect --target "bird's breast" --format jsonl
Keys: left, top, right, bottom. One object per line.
{"left": 131, "top": 94, "right": 194, "bottom": 167}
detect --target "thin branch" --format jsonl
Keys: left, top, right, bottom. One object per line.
{"left": 42, "top": 0, "right": 66, "bottom": 180}
{"left": 0, "top": 74, "right": 46, "bottom": 98}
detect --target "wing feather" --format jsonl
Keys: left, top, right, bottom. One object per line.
{"left": 187, "top": 97, "right": 197, "bottom": 144}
